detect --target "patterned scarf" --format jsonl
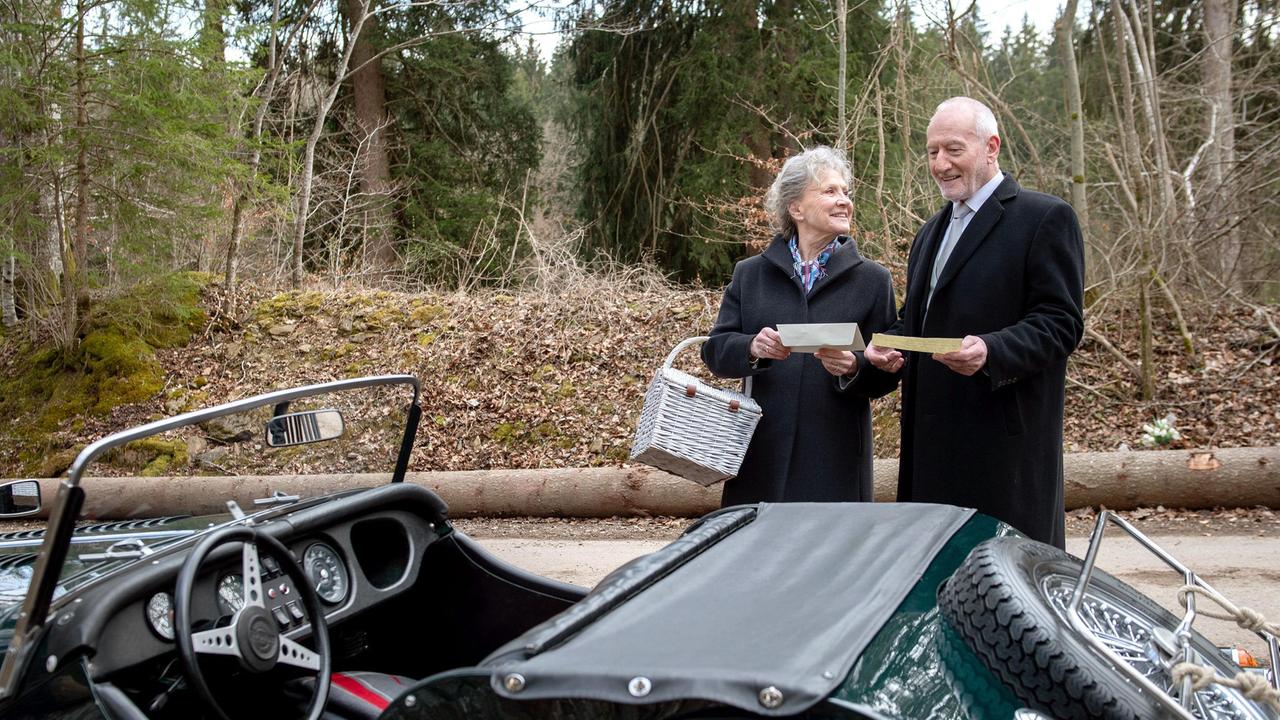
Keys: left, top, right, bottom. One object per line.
{"left": 789, "top": 235, "right": 842, "bottom": 293}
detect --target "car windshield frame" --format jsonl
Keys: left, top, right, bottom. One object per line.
{"left": 0, "top": 374, "right": 421, "bottom": 701}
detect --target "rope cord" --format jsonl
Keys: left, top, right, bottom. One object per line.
{"left": 1171, "top": 663, "right": 1280, "bottom": 711}
{"left": 1168, "top": 583, "right": 1280, "bottom": 711}
{"left": 1176, "top": 584, "right": 1280, "bottom": 637}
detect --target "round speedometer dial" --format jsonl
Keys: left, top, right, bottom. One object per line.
{"left": 217, "top": 573, "right": 245, "bottom": 615}
{"left": 303, "top": 543, "right": 348, "bottom": 604}
{"left": 146, "top": 592, "right": 175, "bottom": 640}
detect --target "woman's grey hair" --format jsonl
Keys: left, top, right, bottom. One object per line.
{"left": 934, "top": 96, "right": 999, "bottom": 140}
{"left": 765, "top": 146, "right": 852, "bottom": 237}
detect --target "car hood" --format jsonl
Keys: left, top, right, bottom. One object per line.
{"left": 0, "top": 513, "right": 228, "bottom": 648}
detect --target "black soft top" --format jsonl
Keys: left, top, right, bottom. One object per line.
{"left": 482, "top": 502, "right": 975, "bottom": 716}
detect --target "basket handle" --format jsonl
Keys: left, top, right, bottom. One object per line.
{"left": 663, "top": 336, "right": 710, "bottom": 368}
{"left": 664, "top": 335, "right": 753, "bottom": 398}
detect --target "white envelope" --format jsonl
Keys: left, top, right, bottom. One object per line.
{"left": 775, "top": 323, "right": 865, "bottom": 353}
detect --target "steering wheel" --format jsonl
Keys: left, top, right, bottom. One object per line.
{"left": 174, "top": 526, "right": 331, "bottom": 720}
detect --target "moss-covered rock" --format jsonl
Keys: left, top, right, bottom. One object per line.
{"left": 364, "top": 304, "right": 406, "bottom": 330}
{"left": 34, "top": 448, "right": 80, "bottom": 478}
{"left": 253, "top": 290, "right": 327, "bottom": 324}
{"left": 96, "top": 272, "right": 210, "bottom": 349}
{"left": 409, "top": 303, "right": 447, "bottom": 326}
{"left": 0, "top": 272, "right": 211, "bottom": 476}
{"left": 492, "top": 421, "right": 527, "bottom": 446}
{"left": 101, "top": 437, "right": 189, "bottom": 476}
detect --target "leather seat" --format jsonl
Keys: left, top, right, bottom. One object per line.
{"left": 290, "top": 671, "right": 414, "bottom": 719}
{"left": 327, "top": 672, "right": 412, "bottom": 719}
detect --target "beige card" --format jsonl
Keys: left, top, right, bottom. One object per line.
{"left": 776, "top": 323, "right": 865, "bottom": 353}
{"left": 869, "top": 333, "right": 963, "bottom": 354}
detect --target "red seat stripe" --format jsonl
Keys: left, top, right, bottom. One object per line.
{"left": 332, "top": 672, "right": 390, "bottom": 710}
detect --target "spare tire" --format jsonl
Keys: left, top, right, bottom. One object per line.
{"left": 939, "top": 536, "right": 1274, "bottom": 720}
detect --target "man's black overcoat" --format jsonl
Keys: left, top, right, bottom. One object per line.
{"left": 885, "top": 173, "right": 1084, "bottom": 548}
{"left": 701, "top": 236, "right": 899, "bottom": 506}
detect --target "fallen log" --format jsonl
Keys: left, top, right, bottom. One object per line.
{"left": 1061, "top": 446, "right": 1278, "bottom": 509}
{"left": 22, "top": 446, "right": 1278, "bottom": 520}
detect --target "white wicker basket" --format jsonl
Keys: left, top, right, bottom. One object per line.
{"left": 629, "top": 336, "right": 763, "bottom": 486}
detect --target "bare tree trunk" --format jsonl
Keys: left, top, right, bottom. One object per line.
{"left": 836, "top": 0, "right": 846, "bottom": 150}
{"left": 1116, "top": 0, "right": 1175, "bottom": 212}
{"left": 197, "top": 0, "right": 228, "bottom": 274}
{"left": 1, "top": 255, "right": 16, "bottom": 328}
{"left": 345, "top": 0, "right": 396, "bottom": 278}
{"left": 733, "top": 0, "right": 770, "bottom": 196}
{"left": 1109, "top": 3, "right": 1140, "bottom": 190}
{"left": 1138, "top": 269, "right": 1154, "bottom": 401}
{"left": 874, "top": 79, "right": 887, "bottom": 234}
{"left": 1055, "top": 0, "right": 1088, "bottom": 234}
{"left": 292, "top": 0, "right": 375, "bottom": 287}
{"left": 199, "top": 0, "right": 225, "bottom": 58}
{"left": 36, "top": 181, "right": 62, "bottom": 285}
{"left": 73, "top": 0, "right": 89, "bottom": 278}
{"left": 225, "top": 0, "right": 292, "bottom": 311}
{"left": 893, "top": 1, "right": 912, "bottom": 199}
{"left": 51, "top": 447, "right": 1280, "bottom": 519}
{"left": 1202, "top": 0, "right": 1238, "bottom": 287}
{"left": 61, "top": 0, "right": 90, "bottom": 351}
{"left": 0, "top": 42, "right": 16, "bottom": 329}
{"left": 35, "top": 0, "right": 64, "bottom": 314}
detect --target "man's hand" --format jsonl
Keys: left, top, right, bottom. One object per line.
{"left": 934, "top": 335, "right": 987, "bottom": 376}
{"left": 815, "top": 348, "right": 856, "bottom": 376}
{"left": 750, "top": 327, "right": 791, "bottom": 361}
{"left": 865, "top": 344, "right": 904, "bottom": 373}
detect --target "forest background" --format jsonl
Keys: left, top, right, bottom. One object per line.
{"left": 1, "top": 0, "right": 1278, "bottom": 479}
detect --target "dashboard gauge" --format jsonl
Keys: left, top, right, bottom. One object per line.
{"left": 217, "top": 573, "right": 245, "bottom": 615}
{"left": 303, "top": 543, "right": 349, "bottom": 605}
{"left": 146, "top": 592, "right": 175, "bottom": 640}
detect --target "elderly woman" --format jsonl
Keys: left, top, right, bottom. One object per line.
{"left": 701, "top": 147, "right": 899, "bottom": 505}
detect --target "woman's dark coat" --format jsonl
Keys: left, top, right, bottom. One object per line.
{"left": 701, "top": 236, "right": 899, "bottom": 506}
{"left": 880, "top": 173, "right": 1085, "bottom": 548}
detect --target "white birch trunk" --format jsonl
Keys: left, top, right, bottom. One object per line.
{"left": 291, "top": 0, "right": 375, "bottom": 287}
{"left": 1, "top": 255, "right": 16, "bottom": 328}
{"left": 1055, "top": 0, "right": 1088, "bottom": 235}
{"left": 1203, "top": 0, "right": 1239, "bottom": 286}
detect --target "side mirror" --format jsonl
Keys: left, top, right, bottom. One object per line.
{"left": 0, "top": 480, "right": 42, "bottom": 518}
{"left": 265, "top": 409, "right": 345, "bottom": 448}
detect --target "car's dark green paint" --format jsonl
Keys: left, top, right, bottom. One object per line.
{"left": 836, "top": 515, "right": 1023, "bottom": 719}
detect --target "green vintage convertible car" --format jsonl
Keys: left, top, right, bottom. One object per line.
{"left": 0, "top": 375, "right": 1274, "bottom": 719}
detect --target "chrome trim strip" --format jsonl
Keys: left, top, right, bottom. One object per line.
{"left": 0, "top": 530, "right": 195, "bottom": 550}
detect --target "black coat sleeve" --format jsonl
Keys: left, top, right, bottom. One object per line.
{"left": 839, "top": 264, "right": 902, "bottom": 399}
{"left": 701, "top": 261, "right": 770, "bottom": 379}
{"left": 980, "top": 200, "right": 1085, "bottom": 388}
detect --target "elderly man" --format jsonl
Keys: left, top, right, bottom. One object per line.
{"left": 866, "top": 97, "right": 1084, "bottom": 548}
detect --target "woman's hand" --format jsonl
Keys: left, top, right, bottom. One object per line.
{"left": 750, "top": 327, "right": 791, "bottom": 361}
{"left": 815, "top": 348, "right": 857, "bottom": 376}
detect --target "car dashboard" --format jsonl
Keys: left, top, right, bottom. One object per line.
{"left": 21, "top": 483, "right": 461, "bottom": 719}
